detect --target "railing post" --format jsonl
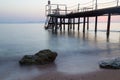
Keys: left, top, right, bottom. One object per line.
{"left": 65, "top": 6, "right": 67, "bottom": 14}
{"left": 78, "top": 3, "right": 80, "bottom": 12}
{"left": 45, "top": 5, "right": 47, "bottom": 16}
{"left": 48, "top": 0, "right": 51, "bottom": 14}
{"left": 117, "top": 0, "right": 119, "bottom": 6}
{"left": 92, "top": 0, "right": 94, "bottom": 10}
{"left": 95, "top": 0, "right": 97, "bottom": 10}
{"left": 57, "top": 4, "right": 59, "bottom": 14}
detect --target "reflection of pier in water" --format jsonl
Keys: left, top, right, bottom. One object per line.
{"left": 48, "top": 29, "right": 120, "bottom": 43}
{"left": 45, "top": 0, "right": 120, "bottom": 38}
{"left": 47, "top": 30, "right": 120, "bottom": 57}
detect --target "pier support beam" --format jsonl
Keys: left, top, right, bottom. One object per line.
{"left": 107, "top": 13, "right": 111, "bottom": 38}
{"left": 52, "top": 17, "right": 54, "bottom": 31}
{"left": 68, "top": 18, "right": 70, "bottom": 31}
{"left": 55, "top": 17, "right": 58, "bottom": 32}
{"left": 60, "top": 18, "right": 62, "bottom": 31}
{"left": 73, "top": 18, "right": 75, "bottom": 30}
{"left": 83, "top": 17, "right": 86, "bottom": 33}
{"left": 63, "top": 18, "right": 65, "bottom": 30}
{"left": 87, "top": 17, "right": 89, "bottom": 30}
{"left": 78, "top": 17, "right": 80, "bottom": 31}
{"left": 70, "top": 18, "right": 72, "bottom": 30}
{"left": 95, "top": 16, "right": 98, "bottom": 33}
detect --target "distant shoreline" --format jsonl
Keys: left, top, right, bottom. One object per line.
{"left": 0, "top": 21, "right": 120, "bottom": 24}
{"left": 0, "top": 22, "right": 45, "bottom": 24}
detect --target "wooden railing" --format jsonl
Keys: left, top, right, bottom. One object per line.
{"left": 45, "top": 0, "right": 119, "bottom": 15}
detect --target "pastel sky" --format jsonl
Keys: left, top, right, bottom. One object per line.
{"left": 0, "top": 0, "right": 119, "bottom": 22}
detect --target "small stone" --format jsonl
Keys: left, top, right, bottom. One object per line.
{"left": 99, "top": 57, "right": 120, "bottom": 69}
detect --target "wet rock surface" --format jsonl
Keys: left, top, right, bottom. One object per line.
{"left": 19, "top": 49, "right": 57, "bottom": 65}
{"left": 99, "top": 57, "right": 120, "bottom": 69}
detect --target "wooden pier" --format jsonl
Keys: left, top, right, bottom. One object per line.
{"left": 45, "top": 0, "right": 120, "bottom": 37}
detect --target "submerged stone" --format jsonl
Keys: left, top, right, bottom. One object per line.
{"left": 19, "top": 49, "right": 57, "bottom": 65}
{"left": 99, "top": 57, "right": 120, "bottom": 69}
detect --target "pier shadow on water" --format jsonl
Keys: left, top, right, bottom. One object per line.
{"left": 49, "top": 30, "right": 113, "bottom": 43}
{"left": 47, "top": 29, "right": 120, "bottom": 58}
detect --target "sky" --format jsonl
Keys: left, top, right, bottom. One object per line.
{"left": 0, "top": 0, "right": 119, "bottom": 23}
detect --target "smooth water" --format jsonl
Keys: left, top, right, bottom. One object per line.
{"left": 0, "top": 23, "right": 120, "bottom": 80}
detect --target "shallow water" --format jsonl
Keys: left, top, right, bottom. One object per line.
{"left": 0, "top": 23, "right": 119, "bottom": 80}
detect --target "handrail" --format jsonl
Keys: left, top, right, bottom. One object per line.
{"left": 45, "top": 0, "right": 119, "bottom": 15}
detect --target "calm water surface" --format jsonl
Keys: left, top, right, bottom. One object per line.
{"left": 0, "top": 23, "right": 119, "bottom": 80}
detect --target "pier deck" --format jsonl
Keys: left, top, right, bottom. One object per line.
{"left": 48, "top": 6, "right": 120, "bottom": 18}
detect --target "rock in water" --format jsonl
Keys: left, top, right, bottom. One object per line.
{"left": 19, "top": 49, "right": 57, "bottom": 65}
{"left": 99, "top": 57, "right": 120, "bottom": 69}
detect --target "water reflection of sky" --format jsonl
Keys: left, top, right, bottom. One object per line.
{"left": 47, "top": 28, "right": 119, "bottom": 73}
{"left": 0, "top": 23, "right": 119, "bottom": 80}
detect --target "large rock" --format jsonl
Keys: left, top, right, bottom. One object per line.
{"left": 99, "top": 57, "right": 120, "bottom": 69}
{"left": 19, "top": 49, "right": 57, "bottom": 65}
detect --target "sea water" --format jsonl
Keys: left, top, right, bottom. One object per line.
{"left": 0, "top": 23, "right": 119, "bottom": 80}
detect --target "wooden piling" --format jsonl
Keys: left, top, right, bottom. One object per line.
{"left": 70, "top": 18, "right": 72, "bottom": 29}
{"left": 47, "top": 17, "right": 51, "bottom": 28}
{"left": 52, "top": 17, "right": 54, "bottom": 31}
{"left": 60, "top": 18, "right": 62, "bottom": 31}
{"left": 55, "top": 17, "right": 58, "bottom": 32}
{"left": 87, "top": 17, "right": 89, "bottom": 30}
{"left": 63, "top": 18, "right": 65, "bottom": 30}
{"left": 83, "top": 17, "right": 86, "bottom": 33}
{"left": 78, "top": 17, "right": 80, "bottom": 31}
{"left": 107, "top": 13, "right": 111, "bottom": 37}
{"left": 73, "top": 18, "right": 75, "bottom": 30}
{"left": 95, "top": 16, "right": 98, "bottom": 33}
{"left": 68, "top": 18, "right": 70, "bottom": 31}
